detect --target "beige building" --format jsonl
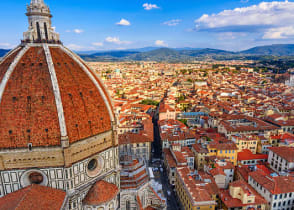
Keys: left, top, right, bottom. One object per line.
{"left": 220, "top": 180, "right": 267, "bottom": 210}
{"left": 158, "top": 102, "right": 177, "bottom": 121}
{"left": 191, "top": 143, "right": 208, "bottom": 170}
{"left": 175, "top": 167, "right": 217, "bottom": 210}
{"left": 231, "top": 135, "right": 259, "bottom": 154}
{"left": 119, "top": 133, "right": 153, "bottom": 162}
{"left": 163, "top": 144, "right": 194, "bottom": 185}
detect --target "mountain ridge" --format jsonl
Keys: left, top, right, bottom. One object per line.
{"left": 2, "top": 44, "right": 294, "bottom": 61}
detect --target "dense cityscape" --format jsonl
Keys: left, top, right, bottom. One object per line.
{"left": 0, "top": 0, "right": 294, "bottom": 210}
{"left": 88, "top": 61, "right": 294, "bottom": 209}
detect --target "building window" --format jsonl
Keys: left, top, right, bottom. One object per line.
{"left": 29, "top": 172, "right": 43, "bottom": 184}
{"left": 126, "top": 200, "right": 131, "bottom": 210}
{"left": 28, "top": 143, "right": 32, "bottom": 151}
{"left": 87, "top": 159, "right": 97, "bottom": 171}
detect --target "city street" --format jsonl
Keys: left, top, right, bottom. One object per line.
{"left": 152, "top": 119, "right": 180, "bottom": 210}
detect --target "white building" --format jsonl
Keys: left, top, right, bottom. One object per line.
{"left": 249, "top": 170, "right": 294, "bottom": 210}
{"left": 268, "top": 147, "right": 294, "bottom": 173}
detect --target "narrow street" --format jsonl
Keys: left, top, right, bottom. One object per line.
{"left": 152, "top": 119, "right": 162, "bottom": 159}
{"left": 152, "top": 118, "right": 180, "bottom": 210}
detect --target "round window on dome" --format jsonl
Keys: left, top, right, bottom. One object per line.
{"left": 20, "top": 170, "right": 48, "bottom": 188}
{"left": 87, "top": 159, "right": 98, "bottom": 171}
{"left": 86, "top": 156, "right": 104, "bottom": 178}
{"left": 29, "top": 172, "right": 44, "bottom": 184}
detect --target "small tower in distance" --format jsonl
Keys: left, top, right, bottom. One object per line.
{"left": 23, "top": 0, "right": 60, "bottom": 43}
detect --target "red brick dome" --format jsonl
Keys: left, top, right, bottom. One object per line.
{"left": 0, "top": 44, "right": 114, "bottom": 149}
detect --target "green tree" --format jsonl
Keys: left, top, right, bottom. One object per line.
{"left": 140, "top": 99, "right": 159, "bottom": 106}
{"left": 178, "top": 119, "right": 188, "bottom": 126}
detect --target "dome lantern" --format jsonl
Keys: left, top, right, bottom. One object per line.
{"left": 23, "top": 0, "right": 60, "bottom": 43}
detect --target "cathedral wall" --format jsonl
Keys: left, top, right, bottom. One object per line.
{"left": 0, "top": 147, "right": 120, "bottom": 200}
{"left": 0, "top": 147, "right": 64, "bottom": 170}
{"left": 64, "top": 131, "right": 116, "bottom": 167}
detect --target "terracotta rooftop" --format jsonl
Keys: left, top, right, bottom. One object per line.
{"left": 249, "top": 170, "right": 294, "bottom": 194}
{"left": 177, "top": 167, "right": 216, "bottom": 206}
{"left": 221, "top": 180, "right": 267, "bottom": 208}
{"left": 238, "top": 149, "right": 268, "bottom": 161}
{"left": 208, "top": 140, "right": 238, "bottom": 150}
{"left": 192, "top": 143, "right": 208, "bottom": 154}
{"left": 268, "top": 147, "right": 294, "bottom": 162}
{"left": 163, "top": 148, "right": 177, "bottom": 168}
{"left": 0, "top": 45, "right": 113, "bottom": 149}
{"left": 118, "top": 132, "right": 153, "bottom": 145}
{"left": 0, "top": 184, "right": 66, "bottom": 210}
{"left": 83, "top": 180, "right": 119, "bottom": 206}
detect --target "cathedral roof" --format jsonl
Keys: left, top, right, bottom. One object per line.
{"left": 0, "top": 0, "right": 115, "bottom": 149}
{"left": 0, "top": 184, "right": 66, "bottom": 210}
{"left": 83, "top": 180, "right": 119, "bottom": 206}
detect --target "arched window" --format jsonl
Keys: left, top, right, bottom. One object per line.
{"left": 44, "top": 22, "right": 49, "bottom": 40}
{"left": 109, "top": 201, "right": 114, "bottom": 210}
{"left": 36, "top": 22, "right": 41, "bottom": 40}
{"left": 126, "top": 200, "right": 131, "bottom": 210}
{"left": 142, "top": 196, "right": 145, "bottom": 207}
{"left": 29, "top": 172, "right": 43, "bottom": 184}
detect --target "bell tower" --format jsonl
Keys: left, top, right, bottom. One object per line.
{"left": 23, "top": 0, "right": 60, "bottom": 43}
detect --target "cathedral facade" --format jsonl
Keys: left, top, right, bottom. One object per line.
{"left": 0, "top": 0, "right": 120, "bottom": 209}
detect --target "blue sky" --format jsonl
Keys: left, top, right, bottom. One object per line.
{"left": 0, "top": 0, "right": 293, "bottom": 51}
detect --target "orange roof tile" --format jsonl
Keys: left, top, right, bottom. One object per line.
{"left": 0, "top": 184, "right": 66, "bottom": 210}
{"left": 83, "top": 180, "right": 119, "bottom": 206}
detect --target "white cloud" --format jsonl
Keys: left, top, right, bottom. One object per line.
{"left": 155, "top": 40, "right": 168, "bottom": 47}
{"left": 115, "top": 47, "right": 127, "bottom": 50}
{"left": 116, "top": 19, "right": 131, "bottom": 26}
{"left": 143, "top": 3, "right": 159, "bottom": 10}
{"left": 163, "top": 19, "right": 181, "bottom": 26}
{"left": 67, "top": 44, "right": 85, "bottom": 51}
{"left": 73, "top": 29, "right": 84, "bottom": 34}
{"left": 92, "top": 42, "right": 104, "bottom": 47}
{"left": 263, "top": 26, "right": 294, "bottom": 39}
{"left": 66, "top": 29, "right": 84, "bottom": 34}
{"left": 0, "top": 43, "right": 13, "bottom": 49}
{"left": 105, "top": 37, "right": 131, "bottom": 45}
{"left": 195, "top": 1, "right": 294, "bottom": 39}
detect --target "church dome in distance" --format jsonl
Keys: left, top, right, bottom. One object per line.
{"left": 0, "top": 0, "right": 115, "bottom": 150}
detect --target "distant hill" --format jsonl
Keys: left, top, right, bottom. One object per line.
{"left": 4, "top": 44, "right": 294, "bottom": 61}
{"left": 181, "top": 48, "right": 234, "bottom": 57}
{"left": 241, "top": 44, "right": 294, "bottom": 56}
{"left": 128, "top": 48, "right": 185, "bottom": 61}
{"left": 80, "top": 47, "right": 238, "bottom": 62}
{"left": 0, "top": 49, "right": 10, "bottom": 58}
